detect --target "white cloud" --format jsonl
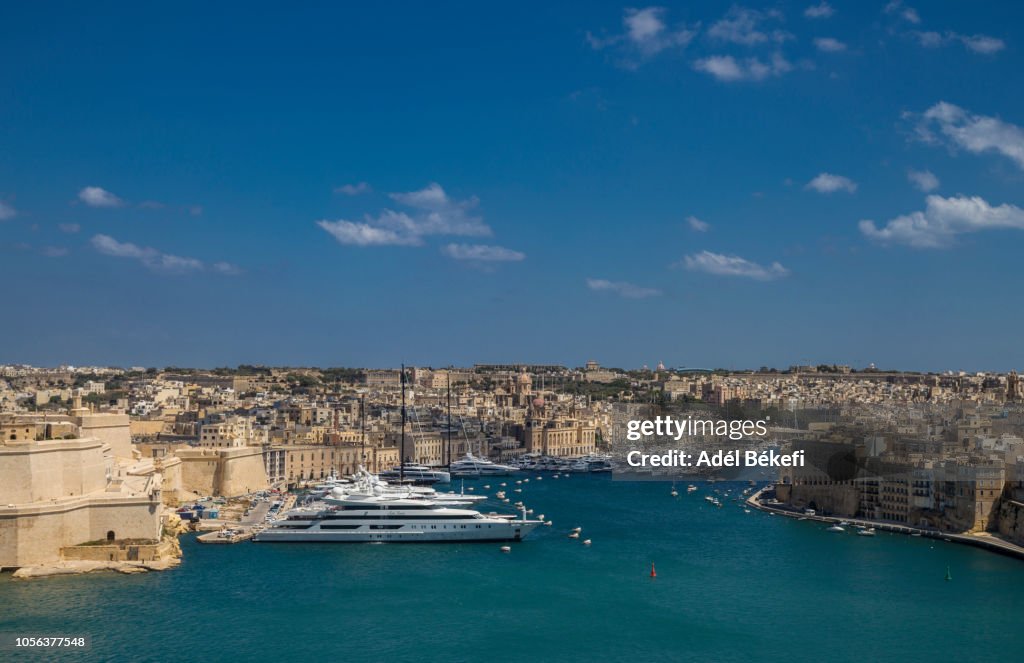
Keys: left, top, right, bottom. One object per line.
{"left": 708, "top": 6, "right": 790, "bottom": 46}
{"left": 59, "top": 223, "right": 81, "bottom": 234}
{"left": 390, "top": 182, "right": 451, "bottom": 209}
{"left": 859, "top": 195, "right": 1024, "bottom": 249}
{"left": 316, "top": 219, "right": 422, "bottom": 247}
{"left": 388, "top": 183, "right": 491, "bottom": 237}
{"left": 319, "top": 183, "right": 496, "bottom": 248}
{"left": 587, "top": 7, "right": 697, "bottom": 65}
{"left": 91, "top": 234, "right": 152, "bottom": 260}
{"left": 441, "top": 243, "right": 525, "bottom": 262}
{"left": 693, "top": 52, "right": 792, "bottom": 82}
{"left": 813, "top": 37, "right": 846, "bottom": 52}
{"left": 958, "top": 34, "right": 1005, "bottom": 54}
{"left": 686, "top": 215, "right": 710, "bottom": 232}
{"left": 41, "top": 246, "right": 69, "bottom": 258}
{"left": 913, "top": 31, "right": 1005, "bottom": 54}
{"left": 915, "top": 102, "right": 1024, "bottom": 170}
{"left": 804, "top": 2, "right": 835, "bottom": 19}
{"left": 78, "top": 186, "right": 125, "bottom": 208}
{"left": 624, "top": 6, "right": 697, "bottom": 55}
{"left": 154, "top": 254, "right": 204, "bottom": 272}
{"left": 90, "top": 233, "right": 236, "bottom": 274}
{"left": 211, "top": 261, "right": 243, "bottom": 275}
{"left": 334, "top": 182, "right": 371, "bottom": 196}
{"left": 884, "top": 1, "right": 920, "bottom": 25}
{"left": 913, "top": 31, "right": 944, "bottom": 48}
{"left": 681, "top": 251, "right": 789, "bottom": 280}
{"left": 0, "top": 200, "right": 15, "bottom": 220}
{"left": 907, "top": 169, "right": 940, "bottom": 192}
{"left": 806, "top": 172, "right": 858, "bottom": 193}
{"left": 586, "top": 278, "right": 662, "bottom": 298}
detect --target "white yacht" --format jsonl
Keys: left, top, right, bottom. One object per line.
{"left": 449, "top": 453, "right": 518, "bottom": 477}
{"left": 325, "top": 469, "right": 484, "bottom": 506}
{"left": 378, "top": 464, "right": 451, "bottom": 485}
{"left": 308, "top": 471, "right": 352, "bottom": 496}
{"left": 254, "top": 495, "right": 541, "bottom": 543}
{"left": 323, "top": 484, "right": 484, "bottom": 507}
{"left": 572, "top": 455, "right": 613, "bottom": 473}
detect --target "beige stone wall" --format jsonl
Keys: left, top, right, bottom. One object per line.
{"left": 157, "top": 457, "right": 184, "bottom": 506}
{"left": 996, "top": 499, "right": 1024, "bottom": 545}
{"left": 177, "top": 451, "right": 220, "bottom": 497}
{"left": 76, "top": 413, "right": 133, "bottom": 459}
{"left": 219, "top": 447, "right": 269, "bottom": 496}
{"left": 2, "top": 423, "right": 37, "bottom": 442}
{"left": 62, "top": 538, "right": 171, "bottom": 563}
{"left": 0, "top": 497, "right": 161, "bottom": 569}
{"left": 788, "top": 482, "right": 860, "bottom": 517}
{"left": 0, "top": 438, "right": 108, "bottom": 504}
{"left": 176, "top": 447, "right": 269, "bottom": 497}
{"left": 130, "top": 420, "right": 166, "bottom": 437}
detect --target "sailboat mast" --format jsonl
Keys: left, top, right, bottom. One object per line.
{"left": 360, "top": 393, "right": 366, "bottom": 468}
{"left": 400, "top": 363, "right": 406, "bottom": 483}
{"left": 447, "top": 368, "right": 452, "bottom": 470}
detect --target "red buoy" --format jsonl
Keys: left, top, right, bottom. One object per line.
{"left": 650, "top": 562, "right": 657, "bottom": 578}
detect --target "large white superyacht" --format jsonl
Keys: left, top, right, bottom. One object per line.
{"left": 254, "top": 493, "right": 542, "bottom": 543}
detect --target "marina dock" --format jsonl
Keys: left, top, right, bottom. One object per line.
{"left": 196, "top": 529, "right": 256, "bottom": 544}
{"left": 196, "top": 494, "right": 294, "bottom": 544}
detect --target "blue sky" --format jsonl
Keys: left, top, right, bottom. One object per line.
{"left": 2, "top": 1, "right": 1023, "bottom": 371}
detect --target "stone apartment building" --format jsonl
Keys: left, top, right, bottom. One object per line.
{"left": 523, "top": 417, "right": 597, "bottom": 457}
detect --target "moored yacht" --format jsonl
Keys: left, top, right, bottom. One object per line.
{"left": 325, "top": 468, "right": 484, "bottom": 506}
{"left": 308, "top": 471, "right": 352, "bottom": 496}
{"left": 449, "top": 453, "right": 518, "bottom": 477}
{"left": 378, "top": 464, "right": 451, "bottom": 486}
{"left": 254, "top": 494, "right": 541, "bottom": 543}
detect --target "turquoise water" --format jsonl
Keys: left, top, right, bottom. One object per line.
{"left": 2, "top": 474, "right": 1022, "bottom": 662}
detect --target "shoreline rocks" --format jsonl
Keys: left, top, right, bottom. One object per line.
{"left": 12, "top": 556, "right": 182, "bottom": 579}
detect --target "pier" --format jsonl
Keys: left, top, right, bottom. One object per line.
{"left": 196, "top": 494, "right": 295, "bottom": 544}
{"left": 196, "top": 529, "right": 255, "bottom": 544}
{"left": 746, "top": 488, "right": 1024, "bottom": 561}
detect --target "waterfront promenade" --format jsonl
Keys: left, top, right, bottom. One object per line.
{"left": 746, "top": 488, "right": 1024, "bottom": 561}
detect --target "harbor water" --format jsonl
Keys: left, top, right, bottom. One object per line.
{"left": 2, "top": 474, "right": 1022, "bottom": 662}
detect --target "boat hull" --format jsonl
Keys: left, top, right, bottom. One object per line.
{"left": 255, "top": 520, "right": 540, "bottom": 543}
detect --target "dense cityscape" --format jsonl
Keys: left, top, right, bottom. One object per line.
{"left": 3, "top": 360, "right": 1024, "bottom": 576}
